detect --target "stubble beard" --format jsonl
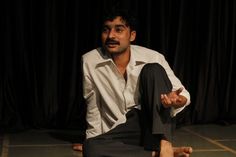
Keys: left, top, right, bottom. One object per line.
{"left": 104, "top": 45, "right": 129, "bottom": 56}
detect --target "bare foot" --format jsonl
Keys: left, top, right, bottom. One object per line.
{"left": 72, "top": 143, "right": 83, "bottom": 151}
{"left": 151, "top": 140, "right": 174, "bottom": 157}
{"left": 152, "top": 151, "right": 159, "bottom": 157}
{"left": 152, "top": 140, "right": 193, "bottom": 157}
{"left": 173, "top": 147, "right": 193, "bottom": 157}
{"left": 160, "top": 140, "right": 174, "bottom": 157}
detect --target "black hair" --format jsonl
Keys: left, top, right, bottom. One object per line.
{"left": 102, "top": 8, "right": 137, "bottom": 31}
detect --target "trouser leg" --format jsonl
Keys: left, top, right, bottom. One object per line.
{"left": 83, "top": 109, "right": 152, "bottom": 157}
{"left": 139, "top": 63, "right": 173, "bottom": 151}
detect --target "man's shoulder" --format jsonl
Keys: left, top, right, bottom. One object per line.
{"left": 131, "top": 45, "right": 164, "bottom": 60}
{"left": 82, "top": 47, "right": 106, "bottom": 63}
{"left": 82, "top": 48, "right": 100, "bottom": 59}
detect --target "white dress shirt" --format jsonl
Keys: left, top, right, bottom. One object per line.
{"left": 82, "top": 45, "right": 190, "bottom": 139}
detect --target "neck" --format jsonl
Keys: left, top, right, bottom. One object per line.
{"left": 112, "top": 48, "right": 130, "bottom": 69}
{"left": 111, "top": 47, "right": 130, "bottom": 79}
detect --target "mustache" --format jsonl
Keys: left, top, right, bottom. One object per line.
{"left": 105, "top": 39, "right": 120, "bottom": 45}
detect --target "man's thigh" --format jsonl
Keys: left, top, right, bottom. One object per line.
{"left": 83, "top": 109, "right": 152, "bottom": 157}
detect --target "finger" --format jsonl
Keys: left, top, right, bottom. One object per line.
{"left": 161, "top": 94, "right": 164, "bottom": 99}
{"left": 176, "top": 87, "right": 183, "bottom": 95}
{"left": 164, "top": 94, "right": 172, "bottom": 104}
{"left": 164, "top": 93, "right": 177, "bottom": 104}
{"left": 161, "top": 95, "right": 170, "bottom": 107}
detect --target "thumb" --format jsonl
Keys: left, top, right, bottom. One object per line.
{"left": 175, "top": 87, "right": 183, "bottom": 95}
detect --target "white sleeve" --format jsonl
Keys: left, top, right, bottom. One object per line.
{"left": 158, "top": 55, "right": 191, "bottom": 117}
{"left": 82, "top": 57, "right": 102, "bottom": 139}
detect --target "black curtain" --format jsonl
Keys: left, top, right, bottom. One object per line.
{"left": 1, "top": 0, "right": 236, "bottom": 131}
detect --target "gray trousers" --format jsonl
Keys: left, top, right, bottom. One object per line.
{"left": 83, "top": 63, "right": 173, "bottom": 157}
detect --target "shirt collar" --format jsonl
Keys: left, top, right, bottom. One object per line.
{"left": 130, "top": 45, "right": 147, "bottom": 66}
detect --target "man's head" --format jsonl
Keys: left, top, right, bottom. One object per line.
{"left": 101, "top": 9, "right": 137, "bottom": 55}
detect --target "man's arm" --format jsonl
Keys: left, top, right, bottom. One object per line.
{"left": 82, "top": 58, "right": 102, "bottom": 139}
{"left": 157, "top": 55, "right": 190, "bottom": 116}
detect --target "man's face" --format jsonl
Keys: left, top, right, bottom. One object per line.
{"left": 101, "top": 16, "right": 136, "bottom": 55}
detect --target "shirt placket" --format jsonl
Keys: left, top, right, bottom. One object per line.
{"left": 110, "top": 62, "right": 127, "bottom": 112}
{"left": 122, "top": 66, "right": 134, "bottom": 111}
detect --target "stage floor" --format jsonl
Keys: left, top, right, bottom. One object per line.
{"left": 1, "top": 124, "right": 236, "bottom": 157}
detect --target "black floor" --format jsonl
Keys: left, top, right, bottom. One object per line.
{"left": 1, "top": 124, "right": 236, "bottom": 157}
{"left": 173, "top": 124, "right": 236, "bottom": 157}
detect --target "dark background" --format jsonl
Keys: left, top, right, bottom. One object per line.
{"left": 1, "top": 0, "right": 236, "bottom": 132}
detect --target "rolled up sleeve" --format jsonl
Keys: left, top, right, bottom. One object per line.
{"left": 158, "top": 55, "right": 191, "bottom": 117}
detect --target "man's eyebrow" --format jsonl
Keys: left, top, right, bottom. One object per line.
{"left": 103, "top": 24, "right": 127, "bottom": 29}
{"left": 115, "top": 24, "right": 126, "bottom": 28}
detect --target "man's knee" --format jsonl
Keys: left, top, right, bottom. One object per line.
{"left": 141, "top": 63, "right": 166, "bottom": 75}
{"left": 140, "top": 63, "right": 171, "bottom": 88}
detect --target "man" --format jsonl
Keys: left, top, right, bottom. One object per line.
{"left": 78, "top": 9, "right": 193, "bottom": 157}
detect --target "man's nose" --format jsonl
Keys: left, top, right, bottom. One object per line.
{"left": 108, "top": 29, "right": 116, "bottom": 38}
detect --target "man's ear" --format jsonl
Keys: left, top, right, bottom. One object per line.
{"left": 130, "top": 31, "right": 136, "bottom": 42}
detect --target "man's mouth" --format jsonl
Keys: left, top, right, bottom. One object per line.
{"left": 105, "top": 40, "right": 120, "bottom": 47}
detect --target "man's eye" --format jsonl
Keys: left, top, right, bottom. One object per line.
{"left": 102, "top": 27, "right": 109, "bottom": 33}
{"left": 115, "top": 28, "right": 123, "bottom": 33}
